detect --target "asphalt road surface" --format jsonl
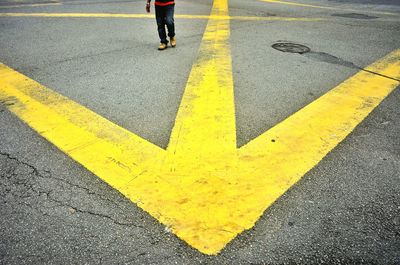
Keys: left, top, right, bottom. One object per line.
{"left": 0, "top": 0, "right": 399, "bottom": 264}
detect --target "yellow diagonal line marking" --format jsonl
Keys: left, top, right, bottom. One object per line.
{"left": 0, "top": 12, "right": 324, "bottom": 21}
{"left": 261, "top": 0, "right": 400, "bottom": 16}
{"left": 0, "top": 63, "right": 165, "bottom": 190}
{"left": 238, "top": 49, "right": 400, "bottom": 223}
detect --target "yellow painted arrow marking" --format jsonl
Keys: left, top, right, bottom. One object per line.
{"left": 1, "top": 0, "right": 400, "bottom": 256}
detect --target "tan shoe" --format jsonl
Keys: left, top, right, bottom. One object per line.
{"left": 170, "top": 37, "right": 176, "bottom": 47}
{"left": 158, "top": 43, "right": 167, "bottom": 50}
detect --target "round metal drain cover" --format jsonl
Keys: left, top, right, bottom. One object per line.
{"left": 272, "top": 42, "right": 310, "bottom": 54}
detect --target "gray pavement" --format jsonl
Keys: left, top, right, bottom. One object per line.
{"left": 1, "top": 0, "right": 400, "bottom": 264}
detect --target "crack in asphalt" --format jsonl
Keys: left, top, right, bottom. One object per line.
{"left": 46, "top": 193, "right": 144, "bottom": 228}
{"left": 0, "top": 151, "right": 144, "bottom": 229}
{"left": 1, "top": 151, "right": 118, "bottom": 205}
{"left": 41, "top": 43, "right": 150, "bottom": 70}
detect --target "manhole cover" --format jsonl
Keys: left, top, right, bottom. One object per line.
{"left": 272, "top": 42, "right": 310, "bottom": 54}
{"left": 332, "top": 13, "right": 378, "bottom": 19}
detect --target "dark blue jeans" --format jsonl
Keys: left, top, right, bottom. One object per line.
{"left": 155, "top": 4, "right": 175, "bottom": 44}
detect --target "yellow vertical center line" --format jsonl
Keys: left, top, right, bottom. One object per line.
{"left": 166, "top": 0, "right": 236, "bottom": 170}
{"left": 117, "top": 0, "right": 241, "bottom": 255}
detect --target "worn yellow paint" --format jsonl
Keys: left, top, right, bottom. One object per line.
{"left": 261, "top": 0, "right": 399, "bottom": 16}
{"left": 154, "top": 0, "right": 238, "bottom": 252}
{"left": 1, "top": 0, "right": 400, "bottom": 256}
{"left": 0, "top": 12, "right": 323, "bottom": 21}
{"left": 0, "top": 12, "right": 153, "bottom": 18}
{"left": 0, "top": 63, "right": 165, "bottom": 190}
{"left": 0, "top": 3, "right": 60, "bottom": 9}
{"left": 238, "top": 48, "right": 400, "bottom": 234}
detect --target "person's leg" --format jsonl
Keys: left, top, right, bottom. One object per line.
{"left": 165, "top": 5, "right": 175, "bottom": 38}
{"left": 155, "top": 6, "right": 168, "bottom": 44}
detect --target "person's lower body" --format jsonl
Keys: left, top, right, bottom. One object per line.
{"left": 155, "top": 4, "right": 175, "bottom": 49}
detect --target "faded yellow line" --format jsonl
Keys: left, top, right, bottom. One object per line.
{"left": 0, "top": 2, "right": 61, "bottom": 9}
{"left": 0, "top": 12, "right": 324, "bottom": 21}
{"left": 0, "top": 63, "right": 165, "bottom": 191}
{"left": 261, "top": 0, "right": 400, "bottom": 16}
{"left": 0, "top": 12, "right": 155, "bottom": 18}
{"left": 229, "top": 14, "right": 322, "bottom": 21}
